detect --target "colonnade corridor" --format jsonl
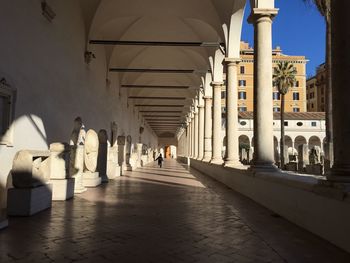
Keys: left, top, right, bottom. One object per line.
{"left": 0, "top": 160, "right": 348, "bottom": 263}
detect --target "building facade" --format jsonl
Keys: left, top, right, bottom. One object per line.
{"left": 221, "top": 41, "right": 308, "bottom": 113}
{"left": 306, "top": 63, "right": 326, "bottom": 112}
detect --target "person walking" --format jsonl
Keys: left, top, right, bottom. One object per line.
{"left": 155, "top": 154, "right": 164, "bottom": 168}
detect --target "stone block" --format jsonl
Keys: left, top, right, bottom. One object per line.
{"left": 305, "top": 164, "right": 323, "bottom": 175}
{"left": 285, "top": 162, "right": 298, "bottom": 172}
{"left": 7, "top": 184, "right": 52, "bottom": 216}
{"left": 51, "top": 178, "right": 75, "bottom": 201}
{"left": 107, "top": 161, "right": 120, "bottom": 179}
{"left": 50, "top": 142, "right": 70, "bottom": 179}
{"left": 82, "top": 172, "right": 101, "bottom": 187}
{"left": 12, "top": 150, "right": 51, "bottom": 188}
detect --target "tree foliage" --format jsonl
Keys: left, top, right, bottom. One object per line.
{"left": 303, "top": 0, "right": 331, "bottom": 21}
{"left": 273, "top": 62, "right": 297, "bottom": 96}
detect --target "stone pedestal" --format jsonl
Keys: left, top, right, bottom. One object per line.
{"left": 306, "top": 164, "right": 323, "bottom": 175}
{"left": 98, "top": 130, "right": 109, "bottom": 183}
{"left": 7, "top": 184, "right": 52, "bottom": 216}
{"left": 107, "top": 161, "right": 121, "bottom": 179}
{"left": 83, "top": 172, "right": 101, "bottom": 187}
{"left": 51, "top": 178, "right": 75, "bottom": 201}
{"left": 285, "top": 162, "right": 298, "bottom": 172}
{"left": 50, "top": 142, "right": 75, "bottom": 200}
{"left": 70, "top": 145, "right": 87, "bottom": 194}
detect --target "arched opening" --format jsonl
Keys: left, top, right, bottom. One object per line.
{"left": 309, "top": 136, "right": 321, "bottom": 149}
{"left": 239, "top": 135, "right": 250, "bottom": 163}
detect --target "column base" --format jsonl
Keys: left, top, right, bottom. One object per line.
{"left": 196, "top": 156, "right": 204, "bottom": 161}
{"left": 202, "top": 157, "right": 211, "bottom": 163}
{"left": 224, "top": 159, "right": 244, "bottom": 168}
{"left": 249, "top": 162, "right": 279, "bottom": 173}
{"left": 210, "top": 158, "right": 223, "bottom": 165}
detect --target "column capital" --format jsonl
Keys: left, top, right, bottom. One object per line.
{"left": 197, "top": 105, "right": 204, "bottom": 109}
{"left": 203, "top": 96, "right": 213, "bottom": 100}
{"left": 211, "top": 81, "right": 224, "bottom": 87}
{"left": 224, "top": 58, "right": 241, "bottom": 65}
{"left": 248, "top": 8, "right": 278, "bottom": 24}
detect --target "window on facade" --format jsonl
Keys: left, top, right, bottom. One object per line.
{"left": 306, "top": 94, "right": 309, "bottom": 99}
{"left": 297, "top": 122, "right": 303, "bottom": 126}
{"left": 321, "top": 88, "right": 324, "bottom": 95}
{"left": 311, "top": 121, "right": 317, "bottom": 127}
{"left": 295, "top": 81, "right": 299, "bottom": 87}
{"left": 273, "top": 92, "right": 280, "bottom": 100}
{"left": 321, "top": 97, "right": 324, "bottom": 103}
{"left": 240, "top": 66, "right": 245, "bottom": 74}
{"left": 238, "top": 107, "right": 247, "bottom": 112}
{"left": 311, "top": 103, "right": 314, "bottom": 108}
{"left": 240, "top": 121, "right": 247, "bottom": 126}
{"left": 238, "top": 80, "right": 246, "bottom": 87}
{"left": 284, "top": 121, "right": 288, "bottom": 126}
{"left": 238, "top": 91, "right": 247, "bottom": 100}
{"left": 221, "top": 107, "right": 226, "bottom": 113}
{"left": 273, "top": 107, "right": 280, "bottom": 112}
{"left": 293, "top": 92, "right": 300, "bottom": 100}
{"left": 221, "top": 91, "right": 226, "bottom": 99}
{"left": 0, "top": 79, "right": 16, "bottom": 145}
{"left": 293, "top": 107, "right": 300, "bottom": 112}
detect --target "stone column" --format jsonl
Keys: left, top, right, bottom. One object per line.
{"left": 136, "top": 143, "right": 143, "bottom": 168}
{"left": 197, "top": 104, "right": 205, "bottom": 160}
{"left": 249, "top": 8, "right": 278, "bottom": 170}
{"left": 211, "top": 82, "right": 224, "bottom": 164}
{"left": 191, "top": 112, "right": 195, "bottom": 157}
{"left": 194, "top": 110, "right": 199, "bottom": 159}
{"left": 186, "top": 119, "right": 191, "bottom": 157}
{"left": 187, "top": 118, "right": 192, "bottom": 157}
{"left": 328, "top": 1, "right": 350, "bottom": 182}
{"left": 224, "top": 58, "right": 241, "bottom": 167}
{"left": 203, "top": 96, "right": 213, "bottom": 162}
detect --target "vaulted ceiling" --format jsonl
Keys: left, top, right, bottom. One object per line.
{"left": 79, "top": 0, "right": 247, "bottom": 138}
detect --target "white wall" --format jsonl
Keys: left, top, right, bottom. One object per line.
{"left": 0, "top": 0, "right": 157, "bottom": 209}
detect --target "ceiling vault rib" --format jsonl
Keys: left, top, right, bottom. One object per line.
{"left": 110, "top": 68, "right": 210, "bottom": 74}
{"left": 130, "top": 97, "right": 186, "bottom": 100}
{"left": 139, "top": 111, "right": 183, "bottom": 113}
{"left": 121, "top": 85, "right": 190, "bottom": 89}
{"left": 135, "top": 104, "right": 184, "bottom": 107}
{"left": 89, "top": 40, "right": 224, "bottom": 48}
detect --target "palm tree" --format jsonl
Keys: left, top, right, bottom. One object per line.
{"left": 304, "top": 0, "right": 333, "bottom": 169}
{"left": 273, "top": 62, "right": 297, "bottom": 169}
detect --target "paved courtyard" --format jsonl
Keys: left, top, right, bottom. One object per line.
{"left": 0, "top": 159, "right": 349, "bottom": 263}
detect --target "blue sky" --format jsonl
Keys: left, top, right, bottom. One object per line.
{"left": 241, "top": 0, "right": 325, "bottom": 77}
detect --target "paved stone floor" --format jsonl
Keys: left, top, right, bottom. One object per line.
{"left": 1, "top": 159, "right": 350, "bottom": 263}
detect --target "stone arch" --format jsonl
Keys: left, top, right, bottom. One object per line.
{"left": 294, "top": 135, "right": 307, "bottom": 152}
{"left": 239, "top": 135, "right": 250, "bottom": 149}
{"left": 309, "top": 136, "right": 321, "bottom": 150}
{"left": 284, "top": 135, "right": 293, "bottom": 155}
